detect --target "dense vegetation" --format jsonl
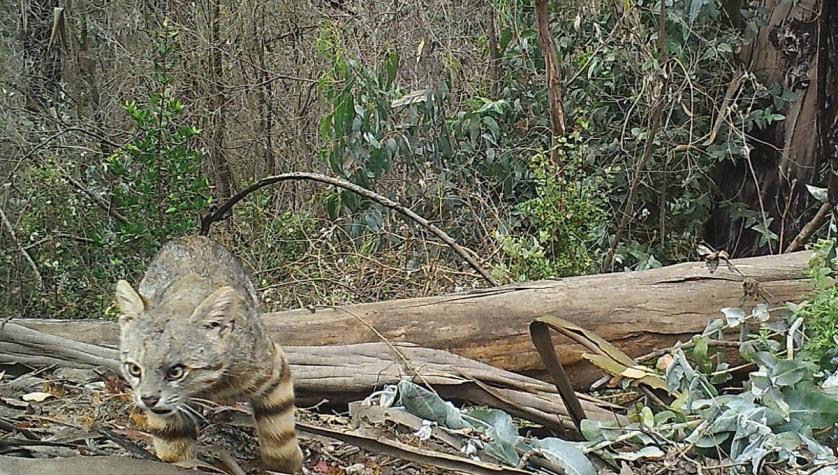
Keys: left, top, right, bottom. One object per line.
{"left": 0, "top": 0, "right": 831, "bottom": 321}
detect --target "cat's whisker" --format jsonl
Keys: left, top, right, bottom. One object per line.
{"left": 190, "top": 397, "right": 220, "bottom": 408}
{"left": 178, "top": 404, "right": 207, "bottom": 425}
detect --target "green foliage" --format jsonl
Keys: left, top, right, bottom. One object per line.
{"left": 317, "top": 24, "right": 401, "bottom": 230}
{"left": 492, "top": 141, "right": 608, "bottom": 281}
{"left": 583, "top": 301, "right": 838, "bottom": 472}
{"left": 1, "top": 21, "right": 209, "bottom": 318}
{"left": 790, "top": 239, "right": 838, "bottom": 371}
{"left": 105, "top": 23, "right": 210, "bottom": 252}
{"left": 312, "top": 0, "right": 781, "bottom": 278}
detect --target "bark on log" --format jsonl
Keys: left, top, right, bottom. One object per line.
{"left": 9, "top": 251, "right": 815, "bottom": 387}
{"left": 0, "top": 323, "right": 622, "bottom": 432}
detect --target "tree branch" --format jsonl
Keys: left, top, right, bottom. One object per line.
{"left": 785, "top": 201, "right": 831, "bottom": 253}
{"left": 0, "top": 205, "right": 44, "bottom": 290}
{"left": 199, "top": 172, "right": 498, "bottom": 286}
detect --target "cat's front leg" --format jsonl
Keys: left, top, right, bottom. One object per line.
{"left": 145, "top": 410, "right": 197, "bottom": 462}
{"left": 248, "top": 346, "right": 303, "bottom": 473}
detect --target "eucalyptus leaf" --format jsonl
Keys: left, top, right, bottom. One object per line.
{"left": 580, "top": 419, "right": 624, "bottom": 443}
{"left": 751, "top": 303, "right": 770, "bottom": 322}
{"left": 807, "top": 185, "right": 828, "bottom": 202}
{"left": 613, "top": 446, "right": 665, "bottom": 461}
{"left": 770, "top": 359, "right": 812, "bottom": 387}
{"left": 530, "top": 438, "right": 596, "bottom": 475}
{"left": 463, "top": 408, "right": 519, "bottom": 466}
{"left": 721, "top": 307, "right": 746, "bottom": 327}
{"left": 783, "top": 388, "right": 838, "bottom": 429}
{"left": 397, "top": 380, "right": 471, "bottom": 430}
{"left": 483, "top": 116, "right": 500, "bottom": 139}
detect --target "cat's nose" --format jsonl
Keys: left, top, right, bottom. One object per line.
{"left": 141, "top": 395, "right": 160, "bottom": 407}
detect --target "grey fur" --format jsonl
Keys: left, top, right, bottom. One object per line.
{"left": 115, "top": 235, "right": 274, "bottom": 414}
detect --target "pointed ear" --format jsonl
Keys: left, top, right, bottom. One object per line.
{"left": 192, "top": 286, "right": 241, "bottom": 333}
{"left": 115, "top": 280, "right": 145, "bottom": 324}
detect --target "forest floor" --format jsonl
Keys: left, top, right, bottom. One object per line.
{"left": 0, "top": 361, "right": 795, "bottom": 475}
{"left": 0, "top": 364, "right": 459, "bottom": 475}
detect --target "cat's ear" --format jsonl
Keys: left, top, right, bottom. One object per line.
{"left": 115, "top": 280, "right": 146, "bottom": 324}
{"left": 192, "top": 286, "right": 240, "bottom": 334}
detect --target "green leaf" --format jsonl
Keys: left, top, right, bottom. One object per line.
{"left": 483, "top": 116, "right": 500, "bottom": 139}
{"left": 687, "top": 0, "right": 711, "bottom": 23}
{"left": 721, "top": 307, "right": 745, "bottom": 327}
{"left": 530, "top": 438, "right": 596, "bottom": 475}
{"left": 464, "top": 408, "right": 520, "bottom": 466}
{"left": 693, "top": 337, "right": 711, "bottom": 373}
{"left": 771, "top": 360, "right": 812, "bottom": 387}
{"left": 580, "top": 420, "right": 624, "bottom": 444}
{"left": 384, "top": 137, "right": 398, "bottom": 159}
{"left": 783, "top": 388, "right": 838, "bottom": 429}
{"left": 397, "top": 380, "right": 471, "bottom": 430}
{"left": 385, "top": 50, "right": 398, "bottom": 88}
{"left": 325, "top": 192, "right": 341, "bottom": 220}
{"left": 364, "top": 132, "right": 382, "bottom": 149}
{"left": 806, "top": 185, "right": 828, "bottom": 203}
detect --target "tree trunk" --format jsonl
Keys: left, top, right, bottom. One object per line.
{"left": 11, "top": 250, "right": 815, "bottom": 388}
{"left": 208, "top": 0, "right": 234, "bottom": 199}
{"left": 707, "top": 0, "right": 836, "bottom": 256}
{"left": 487, "top": 4, "right": 500, "bottom": 98}
{"left": 822, "top": 1, "right": 838, "bottom": 219}
{"left": 534, "top": 0, "right": 566, "bottom": 164}
{"left": 19, "top": 0, "right": 62, "bottom": 114}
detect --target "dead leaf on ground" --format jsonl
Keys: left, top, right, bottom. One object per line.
{"left": 22, "top": 391, "right": 54, "bottom": 402}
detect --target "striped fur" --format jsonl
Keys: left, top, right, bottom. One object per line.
{"left": 142, "top": 344, "right": 302, "bottom": 472}
{"left": 249, "top": 345, "right": 303, "bottom": 473}
{"left": 145, "top": 412, "right": 196, "bottom": 462}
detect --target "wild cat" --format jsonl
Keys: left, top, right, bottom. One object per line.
{"left": 114, "top": 235, "right": 303, "bottom": 473}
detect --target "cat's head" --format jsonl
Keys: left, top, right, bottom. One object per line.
{"left": 114, "top": 280, "right": 243, "bottom": 415}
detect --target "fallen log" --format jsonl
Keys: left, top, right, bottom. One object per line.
{"left": 0, "top": 323, "right": 623, "bottom": 432}
{"left": 11, "top": 251, "right": 815, "bottom": 386}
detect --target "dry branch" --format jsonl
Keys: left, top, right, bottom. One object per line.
{"left": 534, "top": 0, "right": 566, "bottom": 144}
{"left": 14, "top": 250, "right": 815, "bottom": 388}
{"left": 0, "top": 205, "right": 44, "bottom": 290}
{"left": 199, "top": 172, "right": 497, "bottom": 286}
{"left": 785, "top": 201, "right": 831, "bottom": 253}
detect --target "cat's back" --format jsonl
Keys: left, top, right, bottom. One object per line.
{"left": 138, "top": 235, "right": 259, "bottom": 309}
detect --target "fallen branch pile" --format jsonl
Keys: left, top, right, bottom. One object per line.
{"left": 0, "top": 322, "right": 623, "bottom": 432}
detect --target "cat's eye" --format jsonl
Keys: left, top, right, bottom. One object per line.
{"left": 125, "top": 363, "right": 142, "bottom": 378}
{"left": 166, "top": 364, "right": 187, "bottom": 381}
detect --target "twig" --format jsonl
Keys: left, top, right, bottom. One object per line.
{"left": 215, "top": 449, "right": 248, "bottom": 475}
{"left": 336, "top": 307, "right": 434, "bottom": 391}
{"left": 199, "top": 172, "right": 498, "bottom": 286}
{"left": 296, "top": 422, "right": 530, "bottom": 475}
{"left": 637, "top": 339, "right": 740, "bottom": 363}
{"left": 97, "top": 426, "right": 157, "bottom": 460}
{"left": 785, "top": 201, "right": 831, "bottom": 252}
{"left": 0, "top": 417, "right": 40, "bottom": 440}
{"left": 0, "top": 205, "right": 44, "bottom": 290}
